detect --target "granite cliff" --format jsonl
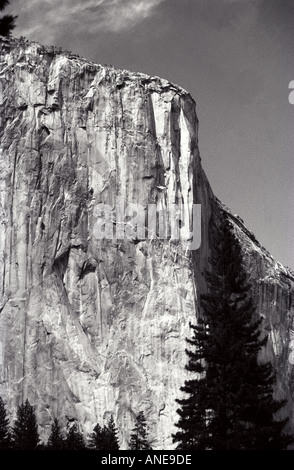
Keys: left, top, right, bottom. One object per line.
{"left": 0, "top": 37, "right": 293, "bottom": 449}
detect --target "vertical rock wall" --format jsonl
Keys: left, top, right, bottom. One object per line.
{"left": 0, "top": 37, "right": 293, "bottom": 448}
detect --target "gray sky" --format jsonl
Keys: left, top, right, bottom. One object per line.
{"left": 7, "top": 0, "right": 294, "bottom": 269}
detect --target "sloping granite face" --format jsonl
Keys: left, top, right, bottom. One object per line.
{"left": 0, "top": 37, "right": 293, "bottom": 448}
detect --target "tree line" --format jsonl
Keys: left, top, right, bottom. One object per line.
{"left": 0, "top": 400, "right": 152, "bottom": 450}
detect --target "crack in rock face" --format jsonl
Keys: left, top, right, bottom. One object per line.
{"left": 0, "top": 37, "right": 294, "bottom": 448}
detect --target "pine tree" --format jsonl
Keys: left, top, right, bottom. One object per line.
{"left": 173, "top": 215, "right": 293, "bottom": 450}
{"left": 89, "top": 415, "right": 119, "bottom": 450}
{"left": 88, "top": 422, "right": 103, "bottom": 450}
{"left": 172, "top": 376, "right": 208, "bottom": 450}
{"left": 0, "top": 0, "right": 17, "bottom": 37}
{"left": 12, "top": 399, "right": 39, "bottom": 450}
{"left": 47, "top": 418, "right": 65, "bottom": 450}
{"left": 65, "top": 422, "right": 85, "bottom": 450}
{"left": 104, "top": 415, "right": 119, "bottom": 450}
{"left": 129, "top": 411, "right": 152, "bottom": 450}
{"left": 0, "top": 396, "right": 11, "bottom": 449}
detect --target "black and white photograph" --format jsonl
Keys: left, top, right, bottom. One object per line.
{"left": 0, "top": 0, "right": 293, "bottom": 459}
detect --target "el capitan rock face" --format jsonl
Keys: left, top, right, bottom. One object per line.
{"left": 0, "top": 37, "right": 294, "bottom": 448}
